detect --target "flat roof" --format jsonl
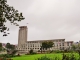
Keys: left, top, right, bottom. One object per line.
{"left": 27, "top": 39, "right": 65, "bottom": 42}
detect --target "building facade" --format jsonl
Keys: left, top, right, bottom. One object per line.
{"left": 16, "top": 26, "right": 73, "bottom": 53}
{"left": 18, "top": 26, "right": 27, "bottom": 48}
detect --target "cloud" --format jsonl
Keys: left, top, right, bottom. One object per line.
{"left": 0, "top": 29, "right": 18, "bottom": 44}
{"left": 0, "top": 0, "right": 80, "bottom": 44}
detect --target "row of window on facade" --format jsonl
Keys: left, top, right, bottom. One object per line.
{"left": 21, "top": 42, "right": 72, "bottom": 48}
{"left": 53, "top": 42, "right": 72, "bottom": 47}
{"left": 21, "top": 45, "right": 40, "bottom": 48}
{"left": 17, "top": 47, "right": 40, "bottom": 50}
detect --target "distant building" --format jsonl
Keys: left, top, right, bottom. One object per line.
{"left": 16, "top": 26, "right": 73, "bottom": 54}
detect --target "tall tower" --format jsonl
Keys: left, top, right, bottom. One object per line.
{"left": 18, "top": 26, "right": 27, "bottom": 47}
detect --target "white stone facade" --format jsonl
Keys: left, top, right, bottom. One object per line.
{"left": 16, "top": 26, "right": 73, "bottom": 53}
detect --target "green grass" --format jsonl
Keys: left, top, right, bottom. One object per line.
{"left": 12, "top": 53, "right": 79, "bottom": 60}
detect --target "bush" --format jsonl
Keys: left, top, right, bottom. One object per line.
{"left": 36, "top": 56, "right": 53, "bottom": 60}
{"left": 52, "top": 50, "right": 63, "bottom": 53}
{"left": 29, "top": 49, "right": 33, "bottom": 54}
{"left": 49, "top": 50, "right": 53, "bottom": 53}
{"left": 62, "top": 53, "right": 79, "bottom": 60}
{"left": 29, "top": 49, "right": 36, "bottom": 55}
{"left": 36, "top": 53, "right": 79, "bottom": 60}
{"left": 11, "top": 50, "right": 17, "bottom": 55}
{"left": 0, "top": 57, "right": 12, "bottom": 60}
{"left": 51, "top": 50, "right": 75, "bottom": 53}
{"left": 0, "top": 54, "right": 17, "bottom": 58}
{"left": 32, "top": 52, "right": 37, "bottom": 54}
{"left": 16, "top": 54, "right": 20, "bottom": 56}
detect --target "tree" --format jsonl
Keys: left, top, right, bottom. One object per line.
{"left": 0, "top": 0, "right": 25, "bottom": 36}
{"left": 6, "top": 43, "right": 15, "bottom": 50}
{"left": 6, "top": 43, "right": 11, "bottom": 50}
{"left": 77, "top": 43, "right": 80, "bottom": 56}
{"left": 71, "top": 43, "right": 80, "bottom": 51}
{"left": 0, "top": 43, "right": 2, "bottom": 51}
{"left": 40, "top": 46, "right": 43, "bottom": 53}
{"left": 10, "top": 45, "right": 15, "bottom": 50}
{"left": 71, "top": 43, "right": 80, "bottom": 56}
{"left": 71, "top": 44, "right": 76, "bottom": 51}
{"left": 42, "top": 41, "right": 48, "bottom": 50}
{"left": 42, "top": 41, "right": 54, "bottom": 52}
{"left": 47, "top": 41, "right": 54, "bottom": 50}
{"left": 6, "top": 43, "right": 16, "bottom": 54}
{"left": 29, "top": 49, "right": 33, "bottom": 54}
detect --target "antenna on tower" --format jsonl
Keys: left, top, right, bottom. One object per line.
{"left": 26, "top": 23, "right": 29, "bottom": 26}
{"left": 26, "top": 23, "right": 28, "bottom": 25}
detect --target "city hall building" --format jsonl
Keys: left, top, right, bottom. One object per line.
{"left": 16, "top": 26, "right": 73, "bottom": 53}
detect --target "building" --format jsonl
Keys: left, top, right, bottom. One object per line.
{"left": 16, "top": 26, "right": 73, "bottom": 54}
{"left": 18, "top": 26, "right": 27, "bottom": 48}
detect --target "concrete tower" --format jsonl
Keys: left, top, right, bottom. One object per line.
{"left": 18, "top": 26, "right": 27, "bottom": 47}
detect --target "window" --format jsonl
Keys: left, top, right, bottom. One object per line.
{"left": 57, "top": 44, "right": 58, "bottom": 47}
{"left": 62, "top": 43, "right": 64, "bottom": 46}
{"left": 33, "top": 44, "right": 34, "bottom": 47}
{"left": 38, "top": 45, "right": 39, "bottom": 47}
{"left": 30, "top": 45, "right": 32, "bottom": 47}
{"left": 59, "top": 43, "right": 61, "bottom": 46}
{"left": 56, "top": 40, "right": 58, "bottom": 42}
{"left": 62, "top": 47, "right": 64, "bottom": 50}
{"left": 67, "top": 42, "right": 69, "bottom": 46}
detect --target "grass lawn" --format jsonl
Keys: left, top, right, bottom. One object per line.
{"left": 12, "top": 53, "right": 79, "bottom": 60}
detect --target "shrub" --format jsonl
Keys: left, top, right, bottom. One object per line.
{"left": 50, "top": 50, "right": 53, "bottom": 53}
{"left": 38, "top": 50, "right": 40, "bottom": 52}
{"left": 0, "top": 57, "right": 12, "bottom": 60}
{"left": 52, "top": 50, "right": 63, "bottom": 53}
{"left": 36, "top": 53, "right": 79, "bottom": 60}
{"left": 11, "top": 50, "right": 17, "bottom": 55}
{"left": 0, "top": 54, "right": 18, "bottom": 58}
{"left": 17, "top": 54, "right": 20, "bottom": 56}
{"left": 29, "top": 49, "right": 33, "bottom": 54}
{"left": 36, "top": 56, "right": 53, "bottom": 60}
{"left": 29, "top": 49, "right": 36, "bottom": 54}
{"left": 62, "top": 53, "right": 79, "bottom": 60}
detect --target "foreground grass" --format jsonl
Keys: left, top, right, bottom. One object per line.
{"left": 12, "top": 53, "right": 79, "bottom": 60}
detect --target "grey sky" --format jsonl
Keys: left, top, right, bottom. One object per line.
{"left": 0, "top": 0, "right": 80, "bottom": 44}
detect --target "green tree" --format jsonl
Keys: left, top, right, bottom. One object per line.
{"left": 29, "top": 49, "right": 33, "bottom": 54}
{"left": 72, "top": 45, "right": 76, "bottom": 50}
{"left": 42, "top": 41, "right": 48, "bottom": 50}
{"left": 71, "top": 43, "right": 80, "bottom": 51}
{"left": 0, "top": 0, "right": 25, "bottom": 36}
{"left": 6, "top": 43, "right": 16, "bottom": 54}
{"left": 6, "top": 43, "right": 15, "bottom": 50}
{"left": 42, "top": 41, "right": 54, "bottom": 52}
{"left": 48, "top": 41, "right": 54, "bottom": 50}
{"left": 0, "top": 43, "right": 2, "bottom": 51}
{"left": 6, "top": 43, "right": 11, "bottom": 50}
{"left": 77, "top": 43, "right": 80, "bottom": 56}
{"left": 10, "top": 45, "right": 15, "bottom": 50}
{"left": 71, "top": 43, "right": 80, "bottom": 56}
